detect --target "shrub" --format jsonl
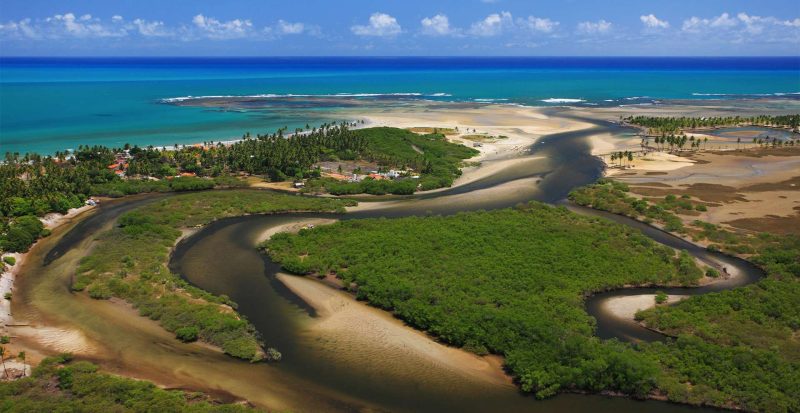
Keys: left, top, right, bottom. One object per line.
{"left": 655, "top": 291, "right": 669, "bottom": 304}
{"left": 2, "top": 256, "right": 15, "bottom": 266}
{"left": 175, "top": 326, "right": 200, "bottom": 342}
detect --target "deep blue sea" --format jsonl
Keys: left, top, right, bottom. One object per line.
{"left": 1, "top": 57, "right": 799, "bottom": 155}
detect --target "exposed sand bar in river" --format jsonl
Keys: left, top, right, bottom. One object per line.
{"left": 276, "top": 273, "right": 512, "bottom": 387}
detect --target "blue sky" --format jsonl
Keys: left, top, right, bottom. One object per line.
{"left": 0, "top": 0, "right": 798, "bottom": 56}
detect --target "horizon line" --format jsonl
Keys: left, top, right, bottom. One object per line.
{"left": 2, "top": 55, "right": 800, "bottom": 59}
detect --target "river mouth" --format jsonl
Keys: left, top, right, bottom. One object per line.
{"left": 17, "top": 112, "right": 751, "bottom": 412}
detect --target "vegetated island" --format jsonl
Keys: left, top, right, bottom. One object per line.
{"left": 263, "top": 202, "right": 707, "bottom": 400}
{"left": 71, "top": 190, "right": 353, "bottom": 361}
{"left": 569, "top": 179, "right": 800, "bottom": 412}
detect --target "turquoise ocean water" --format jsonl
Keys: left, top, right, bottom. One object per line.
{"left": 1, "top": 57, "right": 799, "bottom": 155}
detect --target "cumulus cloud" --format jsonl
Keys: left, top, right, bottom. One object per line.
{"left": 681, "top": 12, "right": 738, "bottom": 32}
{"left": 680, "top": 11, "right": 800, "bottom": 42}
{"left": 640, "top": 14, "right": 669, "bottom": 29}
{"left": 45, "top": 12, "right": 126, "bottom": 37}
{"left": 577, "top": 19, "right": 612, "bottom": 34}
{"left": 520, "top": 16, "right": 559, "bottom": 33}
{"left": 351, "top": 12, "right": 401, "bottom": 37}
{"left": 736, "top": 12, "right": 800, "bottom": 34}
{"left": 469, "top": 11, "right": 513, "bottom": 36}
{"left": 132, "top": 18, "right": 169, "bottom": 37}
{"left": 0, "top": 12, "right": 320, "bottom": 42}
{"left": 277, "top": 20, "right": 305, "bottom": 35}
{"left": 464, "top": 12, "right": 559, "bottom": 37}
{"left": 190, "top": 14, "right": 254, "bottom": 39}
{"left": 421, "top": 14, "right": 453, "bottom": 36}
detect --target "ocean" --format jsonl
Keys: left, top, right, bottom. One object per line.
{"left": 1, "top": 56, "right": 799, "bottom": 155}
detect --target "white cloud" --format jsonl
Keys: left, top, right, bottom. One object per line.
{"left": 682, "top": 13, "right": 737, "bottom": 32}
{"left": 351, "top": 12, "right": 401, "bottom": 37}
{"left": 736, "top": 12, "right": 800, "bottom": 35}
{"left": 677, "top": 11, "right": 800, "bottom": 44}
{"left": 470, "top": 11, "right": 512, "bottom": 36}
{"left": 520, "top": 16, "right": 558, "bottom": 33}
{"left": 132, "top": 18, "right": 169, "bottom": 37}
{"left": 577, "top": 19, "right": 612, "bottom": 34}
{"left": 43, "top": 12, "right": 126, "bottom": 38}
{"left": 421, "top": 14, "right": 453, "bottom": 36}
{"left": 640, "top": 14, "right": 669, "bottom": 29}
{"left": 277, "top": 20, "right": 305, "bottom": 35}
{"left": 0, "top": 18, "right": 38, "bottom": 39}
{"left": 0, "top": 12, "right": 320, "bottom": 42}
{"left": 190, "top": 14, "right": 254, "bottom": 39}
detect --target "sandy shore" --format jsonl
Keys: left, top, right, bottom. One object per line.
{"left": 276, "top": 273, "right": 512, "bottom": 387}
{"left": 40, "top": 204, "right": 95, "bottom": 230}
{"left": 258, "top": 218, "right": 338, "bottom": 241}
{"left": 602, "top": 294, "right": 688, "bottom": 321}
{"left": 613, "top": 148, "right": 800, "bottom": 233}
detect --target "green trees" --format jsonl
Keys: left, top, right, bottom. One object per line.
{"left": 624, "top": 114, "right": 800, "bottom": 134}
{"left": 570, "top": 179, "right": 800, "bottom": 411}
{"left": 265, "top": 202, "right": 702, "bottom": 399}
{"left": 0, "top": 215, "right": 46, "bottom": 253}
{"left": 0, "top": 356, "right": 256, "bottom": 412}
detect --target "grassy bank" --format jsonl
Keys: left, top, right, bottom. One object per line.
{"left": 570, "top": 179, "right": 800, "bottom": 412}
{"left": 0, "top": 355, "right": 257, "bottom": 412}
{"left": 264, "top": 202, "right": 703, "bottom": 398}
{"left": 72, "top": 190, "right": 353, "bottom": 361}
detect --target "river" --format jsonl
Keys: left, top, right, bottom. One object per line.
{"left": 14, "top": 116, "right": 757, "bottom": 412}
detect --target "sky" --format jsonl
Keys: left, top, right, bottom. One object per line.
{"left": 0, "top": 0, "right": 798, "bottom": 56}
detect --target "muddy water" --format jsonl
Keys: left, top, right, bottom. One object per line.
{"left": 17, "top": 119, "right": 724, "bottom": 412}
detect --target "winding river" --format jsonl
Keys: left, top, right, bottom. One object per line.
{"left": 15, "top": 116, "right": 762, "bottom": 412}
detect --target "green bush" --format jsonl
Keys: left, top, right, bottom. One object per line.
{"left": 175, "top": 326, "right": 200, "bottom": 342}
{"left": 2, "top": 256, "right": 15, "bottom": 266}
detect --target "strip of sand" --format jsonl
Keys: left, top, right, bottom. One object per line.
{"left": 602, "top": 294, "right": 688, "bottom": 321}
{"left": 276, "top": 273, "right": 512, "bottom": 388}
{"left": 258, "top": 218, "right": 338, "bottom": 241}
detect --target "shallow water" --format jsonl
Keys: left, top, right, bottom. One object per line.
{"left": 700, "top": 126, "right": 800, "bottom": 141}
{"left": 3, "top": 56, "right": 799, "bottom": 155}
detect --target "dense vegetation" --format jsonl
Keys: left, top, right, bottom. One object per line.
{"left": 1, "top": 125, "right": 475, "bottom": 252}
{"left": 304, "top": 127, "right": 478, "bottom": 195}
{"left": 73, "top": 190, "right": 352, "bottom": 361}
{"left": 624, "top": 114, "right": 800, "bottom": 134}
{"left": 0, "top": 354, "right": 257, "bottom": 412}
{"left": 568, "top": 179, "right": 692, "bottom": 232}
{"left": 570, "top": 179, "right": 800, "bottom": 411}
{"left": 265, "top": 202, "right": 703, "bottom": 399}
